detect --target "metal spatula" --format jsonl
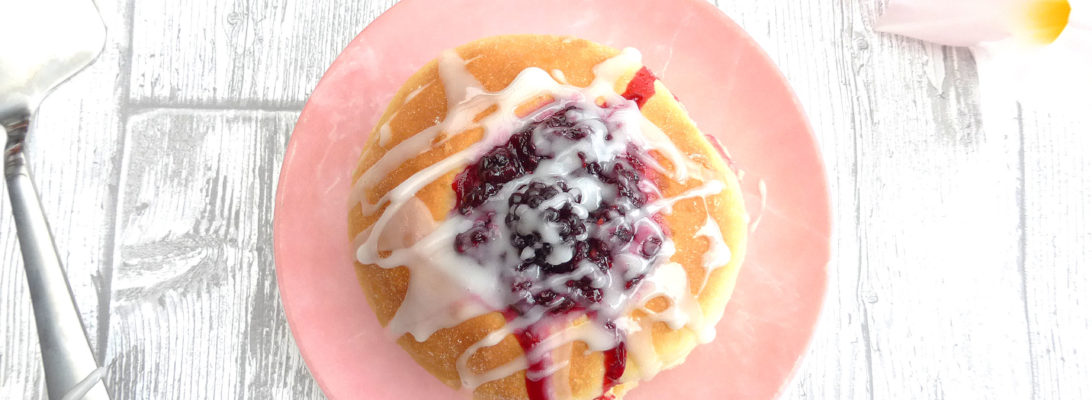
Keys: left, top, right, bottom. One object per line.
{"left": 1, "top": 0, "right": 111, "bottom": 398}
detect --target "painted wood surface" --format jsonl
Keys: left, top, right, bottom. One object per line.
{"left": 2, "top": 0, "right": 1088, "bottom": 398}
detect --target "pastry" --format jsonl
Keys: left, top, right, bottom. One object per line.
{"left": 348, "top": 34, "right": 747, "bottom": 400}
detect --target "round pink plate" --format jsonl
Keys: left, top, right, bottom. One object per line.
{"left": 274, "top": 0, "right": 830, "bottom": 398}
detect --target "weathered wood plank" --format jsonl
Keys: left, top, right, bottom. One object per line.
{"left": 0, "top": 0, "right": 132, "bottom": 397}
{"left": 1022, "top": 108, "right": 1092, "bottom": 399}
{"left": 844, "top": 1, "right": 1032, "bottom": 398}
{"left": 128, "top": 0, "right": 399, "bottom": 107}
{"left": 103, "top": 110, "right": 321, "bottom": 399}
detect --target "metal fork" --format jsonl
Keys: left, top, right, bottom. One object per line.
{"left": 1, "top": 0, "right": 114, "bottom": 398}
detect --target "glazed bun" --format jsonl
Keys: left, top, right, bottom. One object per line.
{"left": 349, "top": 35, "right": 746, "bottom": 400}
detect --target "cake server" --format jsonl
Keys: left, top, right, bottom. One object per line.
{"left": 1, "top": 0, "right": 111, "bottom": 398}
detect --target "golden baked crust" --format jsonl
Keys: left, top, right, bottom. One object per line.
{"left": 349, "top": 34, "right": 747, "bottom": 400}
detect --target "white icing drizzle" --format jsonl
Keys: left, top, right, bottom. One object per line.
{"left": 351, "top": 46, "right": 735, "bottom": 395}
{"left": 614, "top": 316, "right": 661, "bottom": 378}
{"left": 646, "top": 179, "right": 724, "bottom": 215}
{"left": 456, "top": 324, "right": 526, "bottom": 388}
{"left": 378, "top": 83, "right": 431, "bottom": 147}
{"left": 696, "top": 215, "right": 733, "bottom": 292}
{"left": 439, "top": 49, "right": 486, "bottom": 110}
{"left": 550, "top": 69, "right": 568, "bottom": 84}
{"left": 377, "top": 123, "right": 394, "bottom": 147}
{"left": 639, "top": 262, "right": 713, "bottom": 339}
{"left": 404, "top": 83, "right": 428, "bottom": 103}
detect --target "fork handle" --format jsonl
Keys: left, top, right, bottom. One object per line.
{"left": 5, "top": 120, "right": 110, "bottom": 400}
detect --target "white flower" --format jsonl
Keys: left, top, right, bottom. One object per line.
{"left": 877, "top": 0, "right": 1091, "bottom": 111}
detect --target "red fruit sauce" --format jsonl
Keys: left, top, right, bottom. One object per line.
{"left": 621, "top": 67, "right": 657, "bottom": 109}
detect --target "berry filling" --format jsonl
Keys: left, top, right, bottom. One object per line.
{"left": 620, "top": 67, "right": 657, "bottom": 108}
{"left": 451, "top": 100, "right": 667, "bottom": 399}
{"left": 452, "top": 104, "right": 664, "bottom": 316}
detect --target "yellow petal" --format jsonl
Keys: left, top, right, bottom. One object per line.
{"left": 1016, "top": 0, "right": 1072, "bottom": 44}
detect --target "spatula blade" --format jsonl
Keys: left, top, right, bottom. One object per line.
{"left": 0, "top": 0, "right": 107, "bottom": 122}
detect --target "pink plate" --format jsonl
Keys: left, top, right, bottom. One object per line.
{"left": 274, "top": 0, "right": 830, "bottom": 398}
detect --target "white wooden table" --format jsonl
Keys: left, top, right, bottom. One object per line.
{"left": 3, "top": 0, "right": 1089, "bottom": 398}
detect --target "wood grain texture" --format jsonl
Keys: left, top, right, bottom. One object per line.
{"left": 128, "top": 0, "right": 398, "bottom": 107}
{"left": 1021, "top": 107, "right": 1092, "bottom": 399}
{"left": 100, "top": 110, "right": 320, "bottom": 399}
{"left": 3, "top": 0, "right": 1091, "bottom": 398}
